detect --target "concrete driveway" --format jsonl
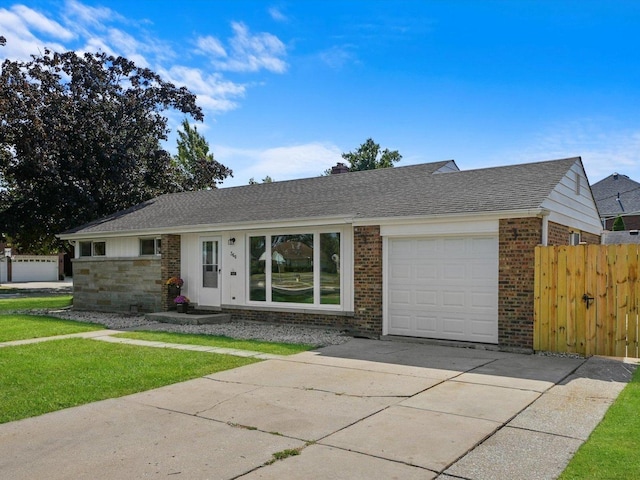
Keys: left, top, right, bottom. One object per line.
{"left": 0, "top": 339, "right": 635, "bottom": 479}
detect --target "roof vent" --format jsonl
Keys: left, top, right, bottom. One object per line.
{"left": 613, "top": 173, "right": 619, "bottom": 180}
{"left": 631, "top": 230, "right": 639, "bottom": 236}
{"left": 331, "top": 162, "right": 349, "bottom": 174}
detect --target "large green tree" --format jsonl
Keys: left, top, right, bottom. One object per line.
{"left": 0, "top": 49, "right": 209, "bottom": 252}
{"left": 173, "top": 119, "right": 232, "bottom": 191}
{"left": 341, "top": 138, "right": 402, "bottom": 172}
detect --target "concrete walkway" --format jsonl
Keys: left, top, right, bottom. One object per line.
{"left": 0, "top": 329, "right": 286, "bottom": 359}
{"left": 0, "top": 335, "right": 636, "bottom": 479}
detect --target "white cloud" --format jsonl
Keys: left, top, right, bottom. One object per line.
{"left": 506, "top": 119, "right": 640, "bottom": 184}
{"left": 206, "top": 21, "right": 287, "bottom": 73}
{"left": 63, "top": 0, "right": 120, "bottom": 28}
{"left": 268, "top": 7, "right": 287, "bottom": 22}
{"left": 215, "top": 143, "right": 343, "bottom": 187}
{"left": 12, "top": 5, "right": 74, "bottom": 40}
{"left": 0, "top": 7, "right": 67, "bottom": 61}
{"left": 319, "top": 45, "right": 357, "bottom": 69}
{"left": 158, "top": 66, "right": 246, "bottom": 113}
{"left": 195, "top": 35, "right": 227, "bottom": 58}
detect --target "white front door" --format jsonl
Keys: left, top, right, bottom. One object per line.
{"left": 199, "top": 236, "right": 221, "bottom": 307}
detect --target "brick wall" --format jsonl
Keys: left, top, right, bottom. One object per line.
{"left": 161, "top": 234, "right": 181, "bottom": 311}
{"left": 499, "top": 218, "right": 601, "bottom": 350}
{"left": 548, "top": 221, "right": 600, "bottom": 246}
{"left": 222, "top": 307, "right": 352, "bottom": 331}
{"left": 351, "top": 225, "right": 383, "bottom": 336}
{"left": 498, "top": 217, "right": 542, "bottom": 350}
{"left": 73, "top": 257, "right": 161, "bottom": 312}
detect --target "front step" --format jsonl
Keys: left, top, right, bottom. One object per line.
{"left": 144, "top": 311, "right": 232, "bottom": 325}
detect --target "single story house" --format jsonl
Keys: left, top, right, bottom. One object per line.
{"left": 59, "top": 156, "right": 602, "bottom": 351}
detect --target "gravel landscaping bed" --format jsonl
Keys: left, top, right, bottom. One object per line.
{"left": 42, "top": 309, "right": 352, "bottom": 347}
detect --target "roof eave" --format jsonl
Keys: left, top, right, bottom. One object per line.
{"left": 353, "top": 208, "right": 550, "bottom": 227}
{"left": 57, "top": 214, "right": 357, "bottom": 240}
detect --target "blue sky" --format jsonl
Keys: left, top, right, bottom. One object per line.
{"left": 1, "top": 0, "right": 639, "bottom": 187}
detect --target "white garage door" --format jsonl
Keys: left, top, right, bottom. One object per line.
{"left": 387, "top": 235, "right": 498, "bottom": 344}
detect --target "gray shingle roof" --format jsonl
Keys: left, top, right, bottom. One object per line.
{"left": 602, "top": 231, "right": 640, "bottom": 244}
{"left": 591, "top": 173, "right": 640, "bottom": 216}
{"left": 62, "top": 157, "right": 580, "bottom": 236}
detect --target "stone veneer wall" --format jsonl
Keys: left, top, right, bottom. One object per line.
{"left": 73, "top": 257, "right": 161, "bottom": 312}
{"left": 161, "top": 234, "right": 181, "bottom": 311}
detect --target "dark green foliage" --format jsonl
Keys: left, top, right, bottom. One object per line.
{"left": 0, "top": 49, "right": 205, "bottom": 252}
{"left": 612, "top": 215, "right": 626, "bottom": 231}
{"left": 173, "top": 119, "right": 232, "bottom": 190}
{"left": 341, "top": 138, "right": 402, "bottom": 172}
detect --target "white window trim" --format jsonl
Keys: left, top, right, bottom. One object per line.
{"left": 79, "top": 240, "right": 106, "bottom": 257}
{"left": 246, "top": 227, "right": 349, "bottom": 311}
{"left": 139, "top": 237, "right": 162, "bottom": 256}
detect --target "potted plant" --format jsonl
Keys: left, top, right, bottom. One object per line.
{"left": 166, "top": 276, "right": 184, "bottom": 289}
{"left": 174, "top": 295, "right": 190, "bottom": 313}
{"left": 165, "top": 276, "right": 184, "bottom": 302}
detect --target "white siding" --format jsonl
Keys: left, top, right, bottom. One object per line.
{"left": 74, "top": 237, "right": 141, "bottom": 258}
{"left": 542, "top": 160, "right": 602, "bottom": 235}
{"left": 180, "top": 226, "right": 353, "bottom": 311}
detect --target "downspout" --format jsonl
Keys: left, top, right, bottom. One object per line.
{"left": 541, "top": 210, "right": 550, "bottom": 246}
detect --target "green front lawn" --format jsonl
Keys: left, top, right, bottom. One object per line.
{"left": 0, "top": 338, "right": 258, "bottom": 424}
{"left": 0, "top": 295, "right": 73, "bottom": 311}
{"left": 560, "top": 365, "right": 640, "bottom": 479}
{"left": 0, "top": 314, "right": 103, "bottom": 342}
{"left": 115, "top": 330, "right": 315, "bottom": 355}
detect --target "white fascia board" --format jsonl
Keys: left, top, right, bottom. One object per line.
{"left": 356, "top": 208, "right": 549, "bottom": 229}
{"left": 58, "top": 215, "right": 355, "bottom": 241}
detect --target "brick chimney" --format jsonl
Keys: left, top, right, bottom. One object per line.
{"left": 331, "top": 162, "right": 349, "bottom": 174}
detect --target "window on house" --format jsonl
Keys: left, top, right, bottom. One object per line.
{"left": 140, "top": 238, "right": 161, "bottom": 256}
{"left": 249, "top": 236, "right": 266, "bottom": 301}
{"left": 79, "top": 241, "right": 106, "bottom": 257}
{"left": 93, "top": 242, "right": 106, "bottom": 256}
{"left": 320, "top": 232, "right": 341, "bottom": 305}
{"left": 79, "top": 241, "right": 92, "bottom": 257}
{"left": 248, "top": 231, "right": 341, "bottom": 307}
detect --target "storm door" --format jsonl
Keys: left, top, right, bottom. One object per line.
{"left": 199, "top": 237, "right": 221, "bottom": 307}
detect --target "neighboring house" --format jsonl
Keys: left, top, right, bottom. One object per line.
{"left": 601, "top": 230, "right": 640, "bottom": 244}
{"left": 591, "top": 173, "right": 640, "bottom": 230}
{"left": 59, "top": 157, "right": 602, "bottom": 351}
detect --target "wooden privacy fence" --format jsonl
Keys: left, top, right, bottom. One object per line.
{"left": 534, "top": 244, "right": 639, "bottom": 358}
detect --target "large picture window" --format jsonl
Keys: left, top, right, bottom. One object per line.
{"left": 249, "top": 231, "right": 341, "bottom": 307}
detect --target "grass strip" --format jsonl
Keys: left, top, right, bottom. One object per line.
{"left": 0, "top": 314, "right": 103, "bottom": 342}
{"left": 0, "top": 295, "right": 73, "bottom": 311}
{"left": 0, "top": 338, "right": 258, "bottom": 424}
{"left": 559, "top": 365, "right": 640, "bottom": 480}
{"left": 115, "top": 330, "right": 314, "bottom": 355}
